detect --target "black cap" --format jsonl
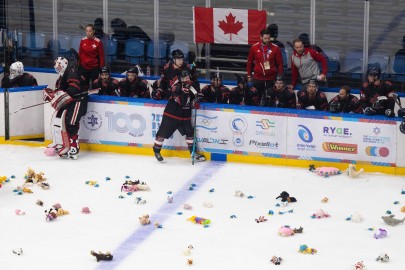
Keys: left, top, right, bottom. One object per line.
{"left": 307, "top": 79, "right": 317, "bottom": 86}
{"left": 171, "top": 49, "right": 184, "bottom": 59}
{"left": 210, "top": 72, "right": 222, "bottom": 80}
{"left": 127, "top": 67, "right": 139, "bottom": 74}
{"left": 275, "top": 75, "right": 284, "bottom": 83}
{"left": 100, "top": 66, "right": 110, "bottom": 75}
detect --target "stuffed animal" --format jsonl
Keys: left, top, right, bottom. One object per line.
{"left": 81, "top": 207, "right": 91, "bottom": 214}
{"left": 321, "top": 197, "right": 329, "bottom": 203}
{"left": 183, "top": 245, "right": 194, "bottom": 256}
{"left": 139, "top": 214, "right": 150, "bottom": 225}
{"left": 293, "top": 226, "right": 304, "bottom": 233}
{"left": 270, "top": 256, "right": 282, "bottom": 265}
{"left": 36, "top": 199, "right": 44, "bottom": 206}
{"left": 12, "top": 248, "right": 23, "bottom": 255}
{"left": 56, "top": 208, "right": 69, "bottom": 216}
{"left": 374, "top": 228, "right": 387, "bottom": 239}
{"left": 187, "top": 259, "right": 193, "bottom": 265}
{"left": 278, "top": 226, "right": 294, "bottom": 236}
{"left": 45, "top": 208, "right": 57, "bottom": 221}
{"left": 25, "top": 167, "right": 36, "bottom": 182}
{"left": 311, "top": 209, "right": 330, "bottom": 218}
{"left": 276, "top": 191, "right": 297, "bottom": 203}
{"left": 376, "top": 252, "right": 389, "bottom": 262}
{"left": 345, "top": 164, "right": 364, "bottom": 178}
{"left": 90, "top": 250, "right": 113, "bottom": 262}
{"left": 255, "top": 216, "right": 268, "bottom": 223}
{"left": 299, "top": 244, "right": 317, "bottom": 254}
{"left": 351, "top": 212, "right": 363, "bottom": 223}
{"left": 33, "top": 172, "right": 46, "bottom": 183}
{"left": 0, "top": 176, "right": 7, "bottom": 184}
{"left": 235, "top": 190, "right": 245, "bottom": 197}
{"left": 183, "top": 204, "right": 193, "bottom": 210}
{"left": 313, "top": 166, "right": 341, "bottom": 177}
{"left": 15, "top": 209, "right": 25, "bottom": 216}
{"left": 353, "top": 261, "right": 366, "bottom": 269}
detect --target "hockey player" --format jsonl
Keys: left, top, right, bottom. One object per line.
{"left": 43, "top": 57, "right": 89, "bottom": 160}
{"left": 262, "top": 76, "right": 296, "bottom": 108}
{"left": 153, "top": 69, "right": 205, "bottom": 162}
{"left": 229, "top": 74, "right": 260, "bottom": 106}
{"left": 92, "top": 66, "right": 120, "bottom": 96}
{"left": 329, "top": 85, "right": 362, "bottom": 114}
{"left": 199, "top": 72, "right": 230, "bottom": 104}
{"left": 360, "top": 66, "right": 396, "bottom": 116}
{"left": 151, "top": 49, "right": 198, "bottom": 100}
{"left": 1, "top": 61, "right": 38, "bottom": 88}
{"left": 118, "top": 67, "right": 150, "bottom": 98}
{"left": 297, "top": 79, "right": 328, "bottom": 111}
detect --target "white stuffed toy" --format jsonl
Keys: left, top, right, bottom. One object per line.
{"left": 345, "top": 164, "right": 364, "bottom": 178}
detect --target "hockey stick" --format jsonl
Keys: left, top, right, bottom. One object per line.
{"left": 191, "top": 107, "right": 197, "bottom": 165}
{"left": 13, "top": 90, "right": 96, "bottom": 113}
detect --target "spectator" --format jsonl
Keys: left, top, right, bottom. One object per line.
{"left": 246, "top": 29, "right": 284, "bottom": 105}
{"left": 229, "top": 74, "right": 260, "bottom": 106}
{"left": 118, "top": 67, "right": 150, "bottom": 98}
{"left": 298, "top": 33, "right": 324, "bottom": 54}
{"left": 199, "top": 72, "right": 230, "bottom": 104}
{"left": 297, "top": 79, "right": 328, "bottom": 111}
{"left": 78, "top": 24, "right": 105, "bottom": 89}
{"left": 92, "top": 66, "right": 120, "bottom": 96}
{"left": 94, "top": 18, "right": 108, "bottom": 40}
{"left": 290, "top": 38, "right": 328, "bottom": 90}
{"left": 1, "top": 61, "right": 37, "bottom": 88}
{"left": 151, "top": 49, "right": 198, "bottom": 100}
{"left": 267, "top": 24, "right": 285, "bottom": 49}
{"left": 360, "top": 66, "right": 396, "bottom": 116}
{"left": 262, "top": 76, "right": 296, "bottom": 108}
{"left": 329, "top": 86, "right": 362, "bottom": 114}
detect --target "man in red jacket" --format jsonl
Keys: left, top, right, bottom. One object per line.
{"left": 79, "top": 24, "right": 105, "bottom": 89}
{"left": 246, "top": 29, "right": 284, "bottom": 106}
{"left": 290, "top": 38, "right": 327, "bottom": 90}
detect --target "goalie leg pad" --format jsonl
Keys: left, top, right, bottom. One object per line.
{"left": 56, "top": 110, "right": 70, "bottom": 156}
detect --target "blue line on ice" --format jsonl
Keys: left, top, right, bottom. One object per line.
{"left": 95, "top": 161, "right": 225, "bottom": 270}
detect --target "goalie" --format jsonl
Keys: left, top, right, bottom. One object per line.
{"left": 43, "top": 57, "right": 89, "bottom": 159}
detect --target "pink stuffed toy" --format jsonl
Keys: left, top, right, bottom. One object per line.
{"left": 314, "top": 167, "right": 341, "bottom": 177}
{"left": 81, "top": 207, "right": 91, "bottom": 214}
{"left": 311, "top": 209, "right": 330, "bottom": 219}
{"left": 278, "top": 226, "right": 294, "bottom": 236}
{"left": 44, "top": 147, "right": 57, "bottom": 156}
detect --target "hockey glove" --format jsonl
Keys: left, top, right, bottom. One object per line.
{"left": 51, "top": 91, "right": 74, "bottom": 110}
{"left": 43, "top": 88, "right": 55, "bottom": 102}
{"left": 385, "top": 109, "right": 395, "bottom": 118}
{"left": 88, "top": 88, "right": 100, "bottom": 95}
{"left": 364, "top": 107, "right": 376, "bottom": 116}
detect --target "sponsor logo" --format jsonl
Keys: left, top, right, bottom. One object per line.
{"left": 322, "top": 142, "right": 357, "bottom": 154}
{"left": 249, "top": 140, "right": 279, "bottom": 149}
{"left": 255, "top": 119, "right": 276, "bottom": 136}
{"left": 323, "top": 126, "right": 352, "bottom": 138}
{"left": 230, "top": 116, "right": 248, "bottom": 147}
{"left": 363, "top": 127, "right": 390, "bottom": 144}
{"left": 373, "top": 127, "right": 381, "bottom": 136}
{"left": 105, "top": 111, "right": 146, "bottom": 137}
{"left": 197, "top": 137, "right": 228, "bottom": 145}
{"left": 196, "top": 115, "right": 218, "bottom": 132}
{"left": 298, "top": 125, "right": 313, "bottom": 143}
{"left": 365, "top": 146, "right": 389, "bottom": 157}
{"left": 82, "top": 110, "right": 102, "bottom": 131}
{"left": 151, "top": 113, "right": 163, "bottom": 138}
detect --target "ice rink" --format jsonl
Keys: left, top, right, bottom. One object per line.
{"left": 1, "top": 144, "right": 404, "bottom": 270}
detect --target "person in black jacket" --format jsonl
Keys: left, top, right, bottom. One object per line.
{"left": 262, "top": 76, "right": 296, "bottom": 108}
{"left": 118, "top": 67, "right": 150, "bottom": 98}
{"left": 329, "top": 86, "right": 362, "bottom": 114}
{"left": 1, "top": 61, "right": 37, "bottom": 88}
{"left": 297, "top": 79, "right": 328, "bottom": 111}
{"left": 152, "top": 70, "right": 205, "bottom": 163}
{"left": 92, "top": 66, "right": 120, "bottom": 96}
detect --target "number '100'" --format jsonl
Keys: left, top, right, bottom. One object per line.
{"left": 105, "top": 112, "right": 146, "bottom": 134}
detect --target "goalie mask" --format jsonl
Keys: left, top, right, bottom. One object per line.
{"left": 54, "top": 57, "right": 68, "bottom": 76}
{"left": 9, "top": 61, "right": 24, "bottom": 80}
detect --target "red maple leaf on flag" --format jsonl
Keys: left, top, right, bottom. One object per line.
{"left": 218, "top": 12, "right": 244, "bottom": 41}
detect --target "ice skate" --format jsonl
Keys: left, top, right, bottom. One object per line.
{"left": 154, "top": 151, "right": 164, "bottom": 162}
{"left": 192, "top": 153, "right": 206, "bottom": 162}
{"left": 60, "top": 147, "right": 79, "bottom": 160}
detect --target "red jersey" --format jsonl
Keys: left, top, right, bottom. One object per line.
{"left": 246, "top": 42, "right": 283, "bottom": 81}
{"left": 79, "top": 37, "right": 105, "bottom": 71}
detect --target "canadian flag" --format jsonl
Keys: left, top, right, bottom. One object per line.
{"left": 193, "top": 7, "right": 267, "bottom": 45}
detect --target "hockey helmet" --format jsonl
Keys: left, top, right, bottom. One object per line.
{"left": 179, "top": 69, "right": 190, "bottom": 81}
{"left": 9, "top": 61, "right": 24, "bottom": 80}
{"left": 127, "top": 67, "right": 139, "bottom": 75}
{"left": 210, "top": 72, "right": 222, "bottom": 81}
{"left": 172, "top": 49, "right": 184, "bottom": 60}
{"left": 100, "top": 66, "right": 110, "bottom": 75}
{"left": 398, "top": 108, "right": 405, "bottom": 118}
{"left": 329, "top": 100, "right": 342, "bottom": 113}
{"left": 275, "top": 75, "right": 285, "bottom": 83}
{"left": 367, "top": 66, "right": 381, "bottom": 80}
{"left": 235, "top": 74, "right": 247, "bottom": 85}
{"left": 54, "top": 57, "right": 68, "bottom": 76}
{"left": 400, "top": 119, "right": 405, "bottom": 134}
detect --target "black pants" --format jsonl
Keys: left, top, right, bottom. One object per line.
{"left": 79, "top": 65, "right": 100, "bottom": 90}
{"left": 156, "top": 116, "right": 194, "bottom": 139}
{"left": 252, "top": 78, "right": 274, "bottom": 106}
